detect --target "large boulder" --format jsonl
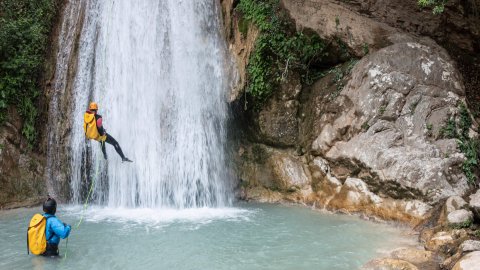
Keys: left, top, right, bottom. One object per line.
{"left": 309, "top": 40, "right": 469, "bottom": 203}
{"left": 452, "top": 251, "right": 480, "bottom": 270}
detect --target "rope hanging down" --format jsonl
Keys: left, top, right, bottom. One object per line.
{"left": 64, "top": 156, "right": 101, "bottom": 260}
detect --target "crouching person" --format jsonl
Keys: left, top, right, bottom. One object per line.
{"left": 28, "top": 197, "right": 71, "bottom": 257}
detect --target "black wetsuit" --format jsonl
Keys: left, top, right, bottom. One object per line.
{"left": 41, "top": 243, "right": 59, "bottom": 257}
{"left": 94, "top": 114, "right": 126, "bottom": 160}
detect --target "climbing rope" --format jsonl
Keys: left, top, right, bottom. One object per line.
{"left": 64, "top": 156, "right": 101, "bottom": 259}
{"left": 75, "top": 158, "right": 100, "bottom": 229}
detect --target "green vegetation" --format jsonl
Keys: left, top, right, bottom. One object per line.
{"left": 451, "top": 219, "right": 473, "bottom": 229}
{"left": 379, "top": 105, "right": 386, "bottom": 116}
{"left": 0, "top": 0, "right": 59, "bottom": 146}
{"left": 362, "top": 43, "right": 369, "bottom": 55}
{"left": 237, "top": 0, "right": 327, "bottom": 104}
{"left": 409, "top": 98, "right": 421, "bottom": 115}
{"left": 418, "top": 0, "right": 449, "bottom": 14}
{"left": 440, "top": 103, "right": 479, "bottom": 185}
{"left": 361, "top": 120, "right": 370, "bottom": 131}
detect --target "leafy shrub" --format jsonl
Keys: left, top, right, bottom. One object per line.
{"left": 0, "top": 0, "right": 59, "bottom": 146}
{"left": 237, "top": 0, "right": 327, "bottom": 104}
{"left": 440, "top": 103, "right": 479, "bottom": 185}
{"left": 418, "top": 0, "right": 449, "bottom": 14}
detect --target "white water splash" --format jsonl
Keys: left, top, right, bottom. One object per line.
{"left": 66, "top": 0, "right": 233, "bottom": 208}
{"left": 64, "top": 206, "right": 254, "bottom": 226}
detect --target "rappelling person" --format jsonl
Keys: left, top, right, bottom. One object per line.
{"left": 27, "top": 197, "right": 71, "bottom": 257}
{"left": 83, "top": 102, "right": 132, "bottom": 162}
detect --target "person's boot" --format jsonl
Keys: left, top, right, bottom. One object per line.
{"left": 122, "top": 157, "right": 133, "bottom": 163}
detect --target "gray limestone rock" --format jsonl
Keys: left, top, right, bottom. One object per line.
{"left": 447, "top": 209, "right": 474, "bottom": 225}
{"left": 460, "top": 240, "right": 480, "bottom": 253}
{"left": 445, "top": 196, "right": 468, "bottom": 215}
{"left": 309, "top": 41, "right": 469, "bottom": 203}
{"left": 468, "top": 189, "right": 480, "bottom": 218}
{"left": 452, "top": 251, "right": 480, "bottom": 270}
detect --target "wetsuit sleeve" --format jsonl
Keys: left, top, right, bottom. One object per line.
{"left": 96, "top": 115, "right": 106, "bottom": 135}
{"left": 51, "top": 218, "right": 71, "bottom": 239}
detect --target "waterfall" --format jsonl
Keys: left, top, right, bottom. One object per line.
{"left": 48, "top": 0, "right": 233, "bottom": 208}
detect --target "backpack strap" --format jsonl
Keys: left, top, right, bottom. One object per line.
{"left": 26, "top": 229, "right": 29, "bottom": 255}
{"left": 45, "top": 216, "right": 55, "bottom": 243}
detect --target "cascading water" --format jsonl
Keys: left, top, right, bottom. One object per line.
{"left": 59, "top": 0, "right": 233, "bottom": 208}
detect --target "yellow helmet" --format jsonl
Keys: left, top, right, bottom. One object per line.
{"left": 89, "top": 102, "right": 98, "bottom": 111}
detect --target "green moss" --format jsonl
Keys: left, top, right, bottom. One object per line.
{"left": 0, "top": 0, "right": 60, "bottom": 146}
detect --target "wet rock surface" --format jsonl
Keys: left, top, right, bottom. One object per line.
{"left": 362, "top": 258, "right": 419, "bottom": 270}
{"left": 0, "top": 108, "right": 46, "bottom": 209}
{"left": 389, "top": 248, "right": 439, "bottom": 270}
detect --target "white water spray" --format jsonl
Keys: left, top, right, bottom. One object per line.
{"left": 63, "top": 0, "right": 232, "bottom": 208}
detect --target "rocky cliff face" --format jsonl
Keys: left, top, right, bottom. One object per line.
{"left": 0, "top": 108, "right": 46, "bottom": 209}
{"left": 224, "top": 0, "right": 479, "bottom": 225}
{"left": 0, "top": 0, "right": 72, "bottom": 208}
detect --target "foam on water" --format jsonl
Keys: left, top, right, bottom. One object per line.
{"left": 64, "top": 206, "right": 254, "bottom": 225}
